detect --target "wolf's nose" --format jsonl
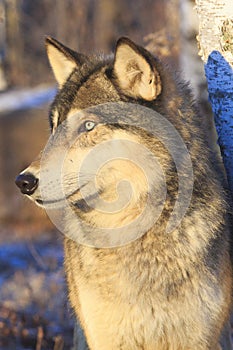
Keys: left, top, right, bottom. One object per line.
{"left": 15, "top": 173, "right": 39, "bottom": 195}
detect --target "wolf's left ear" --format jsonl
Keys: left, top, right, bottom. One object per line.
{"left": 113, "top": 37, "right": 161, "bottom": 101}
{"left": 45, "top": 36, "right": 87, "bottom": 87}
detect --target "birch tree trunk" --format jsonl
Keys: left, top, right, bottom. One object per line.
{"left": 195, "top": 1, "right": 233, "bottom": 350}
{"left": 195, "top": 0, "right": 233, "bottom": 192}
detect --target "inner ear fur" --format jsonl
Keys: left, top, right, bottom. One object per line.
{"left": 45, "top": 36, "right": 87, "bottom": 87}
{"left": 113, "top": 37, "right": 162, "bottom": 101}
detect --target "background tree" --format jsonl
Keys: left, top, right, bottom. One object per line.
{"left": 195, "top": 0, "right": 233, "bottom": 193}
{"left": 3, "top": 0, "right": 181, "bottom": 88}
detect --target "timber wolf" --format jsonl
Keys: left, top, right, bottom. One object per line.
{"left": 15, "top": 36, "right": 232, "bottom": 349}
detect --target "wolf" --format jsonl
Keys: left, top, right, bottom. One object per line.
{"left": 15, "top": 37, "right": 232, "bottom": 349}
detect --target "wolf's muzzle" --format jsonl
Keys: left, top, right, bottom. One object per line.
{"left": 15, "top": 173, "right": 39, "bottom": 195}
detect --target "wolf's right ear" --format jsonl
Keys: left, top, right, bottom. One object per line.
{"left": 45, "top": 36, "right": 87, "bottom": 87}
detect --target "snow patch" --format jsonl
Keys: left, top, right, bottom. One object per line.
{"left": 0, "top": 85, "right": 57, "bottom": 114}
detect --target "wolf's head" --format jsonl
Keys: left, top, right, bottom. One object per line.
{"left": 45, "top": 36, "right": 164, "bottom": 130}
{"left": 15, "top": 37, "right": 193, "bottom": 247}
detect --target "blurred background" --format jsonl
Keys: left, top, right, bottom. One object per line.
{"left": 0, "top": 0, "right": 209, "bottom": 349}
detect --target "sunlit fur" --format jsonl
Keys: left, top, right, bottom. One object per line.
{"left": 18, "top": 37, "right": 232, "bottom": 350}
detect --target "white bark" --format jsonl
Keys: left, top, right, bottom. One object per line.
{"left": 195, "top": 1, "right": 233, "bottom": 350}
{"left": 195, "top": 0, "right": 233, "bottom": 65}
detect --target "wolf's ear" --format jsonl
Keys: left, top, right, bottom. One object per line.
{"left": 45, "top": 36, "right": 87, "bottom": 87}
{"left": 113, "top": 37, "right": 161, "bottom": 101}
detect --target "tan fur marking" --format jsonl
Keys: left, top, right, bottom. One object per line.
{"left": 47, "top": 44, "right": 77, "bottom": 87}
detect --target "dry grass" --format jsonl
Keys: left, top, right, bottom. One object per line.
{"left": 0, "top": 229, "right": 74, "bottom": 350}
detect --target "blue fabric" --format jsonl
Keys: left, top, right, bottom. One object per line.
{"left": 205, "top": 50, "right": 233, "bottom": 193}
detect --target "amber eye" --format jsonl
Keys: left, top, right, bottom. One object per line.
{"left": 84, "top": 121, "right": 96, "bottom": 131}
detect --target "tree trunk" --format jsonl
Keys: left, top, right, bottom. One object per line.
{"left": 0, "top": 0, "right": 7, "bottom": 90}
{"left": 195, "top": 1, "right": 233, "bottom": 349}
{"left": 5, "top": 0, "right": 24, "bottom": 86}
{"left": 195, "top": 0, "right": 233, "bottom": 192}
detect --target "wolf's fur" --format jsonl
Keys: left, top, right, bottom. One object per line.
{"left": 16, "top": 37, "right": 232, "bottom": 349}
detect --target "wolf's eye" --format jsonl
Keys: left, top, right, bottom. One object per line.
{"left": 84, "top": 121, "right": 96, "bottom": 131}
{"left": 78, "top": 120, "right": 97, "bottom": 134}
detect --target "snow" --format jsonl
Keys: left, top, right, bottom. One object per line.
{"left": 0, "top": 234, "right": 75, "bottom": 349}
{"left": 0, "top": 85, "right": 57, "bottom": 114}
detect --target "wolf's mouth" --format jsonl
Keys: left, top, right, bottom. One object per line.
{"left": 36, "top": 198, "right": 65, "bottom": 205}
{"left": 34, "top": 183, "right": 90, "bottom": 207}
{"left": 36, "top": 187, "right": 101, "bottom": 213}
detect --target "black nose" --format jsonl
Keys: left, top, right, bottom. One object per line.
{"left": 15, "top": 173, "right": 39, "bottom": 195}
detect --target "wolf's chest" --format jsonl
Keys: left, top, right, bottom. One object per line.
{"left": 75, "top": 274, "right": 206, "bottom": 350}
